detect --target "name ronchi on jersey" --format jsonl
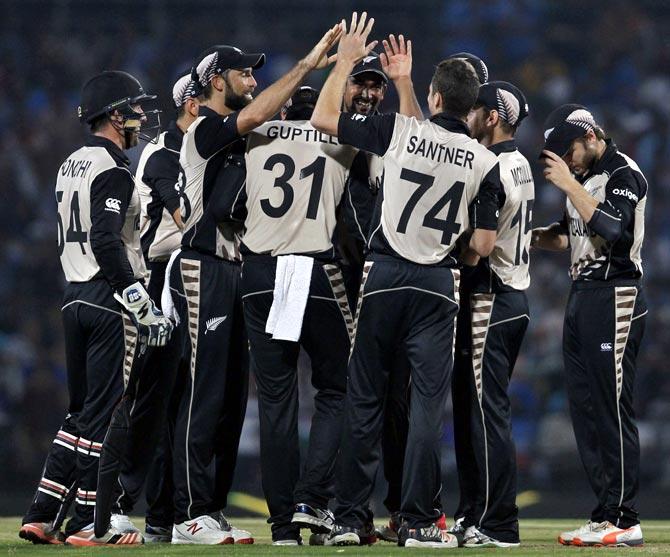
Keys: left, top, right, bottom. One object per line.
{"left": 406, "top": 136, "right": 474, "bottom": 169}
{"left": 61, "top": 159, "right": 92, "bottom": 179}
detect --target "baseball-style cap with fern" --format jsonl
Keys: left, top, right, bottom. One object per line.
{"left": 542, "top": 103, "right": 598, "bottom": 157}
{"left": 475, "top": 80, "right": 529, "bottom": 128}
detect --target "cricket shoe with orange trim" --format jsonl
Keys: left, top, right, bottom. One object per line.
{"left": 65, "top": 524, "right": 143, "bottom": 545}
{"left": 558, "top": 520, "right": 600, "bottom": 545}
{"left": 573, "top": 521, "right": 643, "bottom": 547}
{"left": 19, "top": 522, "right": 65, "bottom": 545}
{"left": 172, "top": 515, "right": 234, "bottom": 544}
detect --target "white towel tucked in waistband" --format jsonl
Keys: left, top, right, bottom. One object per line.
{"left": 265, "top": 255, "right": 314, "bottom": 341}
{"left": 161, "top": 248, "right": 182, "bottom": 326}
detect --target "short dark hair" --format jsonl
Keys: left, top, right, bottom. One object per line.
{"left": 474, "top": 102, "right": 517, "bottom": 136}
{"left": 198, "top": 81, "right": 215, "bottom": 101}
{"left": 89, "top": 115, "right": 108, "bottom": 133}
{"left": 430, "top": 58, "right": 479, "bottom": 118}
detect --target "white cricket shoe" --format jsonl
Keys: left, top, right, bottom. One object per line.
{"left": 216, "top": 512, "right": 254, "bottom": 544}
{"left": 557, "top": 520, "right": 600, "bottom": 545}
{"left": 171, "top": 515, "right": 233, "bottom": 545}
{"left": 110, "top": 514, "right": 141, "bottom": 534}
{"left": 463, "top": 525, "right": 520, "bottom": 547}
{"left": 573, "top": 521, "right": 643, "bottom": 547}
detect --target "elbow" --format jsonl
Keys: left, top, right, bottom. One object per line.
{"left": 470, "top": 230, "right": 496, "bottom": 257}
{"left": 310, "top": 109, "right": 337, "bottom": 135}
{"left": 310, "top": 112, "right": 327, "bottom": 133}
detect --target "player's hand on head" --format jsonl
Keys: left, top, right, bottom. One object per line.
{"left": 304, "top": 23, "right": 343, "bottom": 70}
{"left": 337, "top": 11, "right": 378, "bottom": 65}
{"left": 542, "top": 149, "right": 574, "bottom": 192}
{"left": 380, "top": 34, "right": 413, "bottom": 81}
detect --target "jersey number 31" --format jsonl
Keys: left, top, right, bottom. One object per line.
{"left": 260, "top": 154, "right": 325, "bottom": 220}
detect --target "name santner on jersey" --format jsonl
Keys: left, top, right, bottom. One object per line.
{"left": 337, "top": 111, "right": 501, "bottom": 266}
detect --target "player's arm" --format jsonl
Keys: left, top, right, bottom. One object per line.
{"left": 589, "top": 171, "right": 643, "bottom": 243}
{"left": 234, "top": 24, "right": 342, "bottom": 135}
{"left": 194, "top": 26, "right": 341, "bottom": 159}
{"left": 543, "top": 149, "right": 641, "bottom": 244}
{"left": 143, "top": 151, "right": 183, "bottom": 229}
{"left": 468, "top": 163, "right": 501, "bottom": 257}
{"left": 89, "top": 168, "right": 137, "bottom": 292}
{"left": 531, "top": 220, "right": 569, "bottom": 251}
{"left": 91, "top": 168, "right": 172, "bottom": 346}
{"left": 380, "top": 34, "right": 423, "bottom": 120}
{"left": 311, "top": 12, "right": 378, "bottom": 136}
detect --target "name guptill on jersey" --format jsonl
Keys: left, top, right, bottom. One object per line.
{"left": 266, "top": 124, "right": 339, "bottom": 145}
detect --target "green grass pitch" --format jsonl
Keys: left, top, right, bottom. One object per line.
{"left": 4, "top": 518, "right": 669, "bottom": 556}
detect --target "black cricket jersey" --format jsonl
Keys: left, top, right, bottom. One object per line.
{"left": 56, "top": 135, "right": 145, "bottom": 291}
{"left": 559, "top": 140, "right": 647, "bottom": 281}
{"left": 137, "top": 120, "right": 182, "bottom": 262}
{"left": 180, "top": 106, "right": 247, "bottom": 261}
{"left": 337, "top": 112, "right": 501, "bottom": 266}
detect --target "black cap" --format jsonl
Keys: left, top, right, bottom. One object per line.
{"left": 350, "top": 54, "right": 388, "bottom": 83}
{"left": 193, "top": 45, "right": 265, "bottom": 87}
{"left": 285, "top": 86, "right": 319, "bottom": 109}
{"left": 476, "top": 80, "right": 529, "bottom": 127}
{"left": 282, "top": 86, "right": 319, "bottom": 120}
{"left": 172, "top": 74, "right": 200, "bottom": 108}
{"left": 542, "top": 103, "right": 597, "bottom": 156}
{"left": 78, "top": 70, "right": 156, "bottom": 123}
{"left": 448, "top": 52, "right": 489, "bottom": 84}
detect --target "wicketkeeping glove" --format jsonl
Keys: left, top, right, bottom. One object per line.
{"left": 114, "top": 281, "right": 174, "bottom": 347}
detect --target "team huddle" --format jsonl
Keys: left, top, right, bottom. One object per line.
{"left": 19, "top": 12, "right": 647, "bottom": 549}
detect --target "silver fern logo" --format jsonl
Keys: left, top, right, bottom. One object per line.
{"left": 205, "top": 315, "right": 227, "bottom": 334}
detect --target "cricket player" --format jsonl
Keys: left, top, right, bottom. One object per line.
{"left": 533, "top": 104, "right": 647, "bottom": 548}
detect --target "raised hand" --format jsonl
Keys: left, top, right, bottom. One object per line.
{"left": 337, "top": 11, "right": 378, "bottom": 66}
{"left": 380, "top": 34, "right": 413, "bottom": 81}
{"left": 304, "top": 23, "right": 343, "bottom": 70}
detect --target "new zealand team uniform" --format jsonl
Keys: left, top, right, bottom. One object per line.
{"left": 23, "top": 136, "right": 147, "bottom": 535}
{"left": 332, "top": 112, "right": 500, "bottom": 529}
{"left": 116, "top": 121, "right": 184, "bottom": 527}
{"left": 452, "top": 140, "right": 534, "bottom": 543}
{"left": 560, "top": 141, "right": 647, "bottom": 528}
{"left": 242, "top": 120, "right": 357, "bottom": 537}
{"left": 171, "top": 107, "right": 248, "bottom": 524}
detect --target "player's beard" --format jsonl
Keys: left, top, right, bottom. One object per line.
{"left": 350, "top": 94, "right": 378, "bottom": 115}
{"left": 225, "top": 89, "right": 252, "bottom": 111}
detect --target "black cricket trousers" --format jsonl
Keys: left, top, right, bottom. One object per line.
{"left": 115, "top": 259, "right": 184, "bottom": 526}
{"left": 563, "top": 281, "right": 646, "bottom": 528}
{"left": 334, "top": 257, "right": 459, "bottom": 530}
{"left": 452, "top": 289, "right": 529, "bottom": 543}
{"left": 22, "top": 279, "right": 144, "bottom": 535}
{"left": 170, "top": 249, "right": 249, "bottom": 524}
{"left": 241, "top": 255, "right": 352, "bottom": 537}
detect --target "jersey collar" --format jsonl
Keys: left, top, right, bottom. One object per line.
{"left": 86, "top": 135, "right": 130, "bottom": 167}
{"left": 429, "top": 112, "right": 470, "bottom": 136}
{"left": 164, "top": 120, "right": 184, "bottom": 151}
{"left": 585, "top": 138, "right": 618, "bottom": 179}
{"left": 488, "top": 139, "right": 517, "bottom": 155}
